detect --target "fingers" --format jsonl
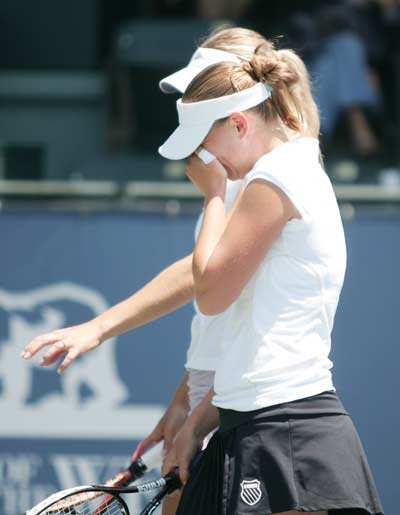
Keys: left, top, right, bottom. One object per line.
{"left": 22, "top": 332, "right": 83, "bottom": 374}
{"left": 175, "top": 446, "right": 190, "bottom": 485}
{"left": 161, "top": 448, "right": 177, "bottom": 476}
{"left": 163, "top": 433, "right": 174, "bottom": 457}
{"left": 131, "top": 434, "right": 162, "bottom": 462}
{"left": 57, "top": 348, "right": 80, "bottom": 374}
{"left": 40, "top": 340, "right": 68, "bottom": 366}
{"left": 131, "top": 440, "right": 147, "bottom": 462}
{"left": 179, "top": 464, "right": 189, "bottom": 486}
{"left": 21, "top": 331, "right": 65, "bottom": 359}
{"left": 173, "top": 429, "right": 200, "bottom": 486}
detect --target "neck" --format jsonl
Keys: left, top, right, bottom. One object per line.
{"left": 239, "top": 123, "right": 300, "bottom": 178}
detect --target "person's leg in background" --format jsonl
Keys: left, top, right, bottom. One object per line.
{"left": 310, "top": 30, "right": 381, "bottom": 157}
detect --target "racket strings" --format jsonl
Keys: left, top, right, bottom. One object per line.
{"left": 43, "top": 492, "right": 127, "bottom": 515}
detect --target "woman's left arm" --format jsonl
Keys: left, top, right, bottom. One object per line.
{"left": 189, "top": 158, "right": 297, "bottom": 315}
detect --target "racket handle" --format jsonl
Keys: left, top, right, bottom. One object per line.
{"left": 163, "top": 469, "right": 182, "bottom": 489}
{"left": 139, "top": 474, "right": 181, "bottom": 515}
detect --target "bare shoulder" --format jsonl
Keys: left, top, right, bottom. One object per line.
{"left": 239, "top": 179, "right": 300, "bottom": 222}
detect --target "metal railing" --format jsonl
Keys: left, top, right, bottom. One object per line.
{"left": 1, "top": 179, "right": 400, "bottom": 203}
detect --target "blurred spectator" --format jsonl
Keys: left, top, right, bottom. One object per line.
{"left": 105, "top": 0, "right": 400, "bottom": 181}
{"left": 350, "top": 0, "right": 400, "bottom": 125}
{"left": 306, "top": 4, "right": 382, "bottom": 158}
{"left": 158, "top": 0, "right": 389, "bottom": 161}
{"left": 229, "top": 1, "right": 384, "bottom": 160}
{"left": 304, "top": 1, "right": 400, "bottom": 171}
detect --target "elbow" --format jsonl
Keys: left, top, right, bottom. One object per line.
{"left": 195, "top": 290, "right": 231, "bottom": 316}
{"left": 193, "top": 268, "right": 240, "bottom": 315}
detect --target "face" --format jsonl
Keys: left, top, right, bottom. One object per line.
{"left": 200, "top": 111, "right": 268, "bottom": 180}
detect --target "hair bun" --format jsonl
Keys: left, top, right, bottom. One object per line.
{"left": 242, "top": 44, "right": 298, "bottom": 87}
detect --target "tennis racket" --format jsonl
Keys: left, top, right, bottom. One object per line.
{"left": 24, "top": 442, "right": 167, "bottom": 515}
{"left": 25, "top": 469, "right": 181, "bottom": 515}
{"left": 139, "top": 480, "right": 180, "bottom": 515}
{"left": 101, "top": 441, "right": 163, "bottom": 488}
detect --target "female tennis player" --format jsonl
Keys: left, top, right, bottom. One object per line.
{"left": 159, "top": 41, "right": 384, "bottom": 515}
{"left": 21, "top": 26, "right": 277, "bottom": 515}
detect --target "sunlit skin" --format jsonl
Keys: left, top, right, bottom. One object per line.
{"left": 162, "top": 111, "right": 301, "bottom": 480}
{"left": 184, "top": 112, "right": 301, "bottom": 317}
{"left": 185, "top": 110, "right": 300, "bottom": 229}
{"left": 164, "top": 115, "right": 327, "bottom": 515}
{"left": 197, "top": 110, "right": 293, "bottom": 182}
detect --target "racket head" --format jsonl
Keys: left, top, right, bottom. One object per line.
{"left": 26, "top": 474, "right": 176, "bottom": 515}
{"left": 29, "top": 486, "right": 130, "bottom": 515}
{"left": 28, "top": 460, "right": 139, "bottom": 514}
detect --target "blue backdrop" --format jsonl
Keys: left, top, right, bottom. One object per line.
{"left": 0, "top": 209, "right": 398, "bottom": 514}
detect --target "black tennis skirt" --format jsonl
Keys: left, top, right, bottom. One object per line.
{"left": 176, "top": 390, "right": 384, "bottom": 515}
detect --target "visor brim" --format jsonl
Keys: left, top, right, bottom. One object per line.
{"left": 159, "top": 67, "right": 194, "bottom": 94}
{"left": 158, "top": 122, "right": 213, "bottom": 160}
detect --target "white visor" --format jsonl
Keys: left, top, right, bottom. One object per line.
{"left": 159, "top": 47, "right": 241, "bottom": 94}
{"left": 158, "top": 82, "right": 272, "bottom": 160}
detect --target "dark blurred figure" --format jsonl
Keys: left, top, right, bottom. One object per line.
{"left": 105, "top": 0, "right": 400, "bottom": 181}
{"left": 241, "top": 2, "right": 382, "bottom": 160}
{"left": 307, "top": 4, "right": 382, "bottom": 159}
{"left": 300, "top": 1, "right": 400, "bottom": 172}
{"left": 219, "top": 0, "right": 399, "bottom": 176}
{"left": 351, "top": 0, "right": 400, "bottom": 126}
{"left": 166, "top": 0, "right": 392, "bottom": 164}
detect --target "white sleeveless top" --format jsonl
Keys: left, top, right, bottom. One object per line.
{"left": 185, "top": 180, "right": 242, "bottom": 371}
{"left": 212, "top": 137, "right": 347, "bottom": 411}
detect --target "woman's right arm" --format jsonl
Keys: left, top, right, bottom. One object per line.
{"left": 21, "top": 253, "right": 194, "bottom": 372}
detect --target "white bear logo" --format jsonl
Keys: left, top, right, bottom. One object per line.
{"left": 0, "top": 283, "right": 164, "bottom": 438}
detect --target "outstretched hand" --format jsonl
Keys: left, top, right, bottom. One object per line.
{"left": 20, "top": 320, "right": 104, "bottom": 374}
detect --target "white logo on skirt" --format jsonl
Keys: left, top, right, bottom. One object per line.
{"left": 240, "top": 479, "right": 262, "bottom": 506}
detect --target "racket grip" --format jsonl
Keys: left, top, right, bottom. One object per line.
{"left": 139, "top": 475, "right": 181, "bottom": 515}
{"left": 134, "top": 469, "right": 180, "bottom": 494}
{"left": 163, "top": 468, "right": 182, "bottom": 490}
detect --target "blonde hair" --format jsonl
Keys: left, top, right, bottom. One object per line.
{"left": 185, "top": 35, "right": 320, "bottom": 138}
{"left": 201, "top": 27, "right": 273, "bottom": 61}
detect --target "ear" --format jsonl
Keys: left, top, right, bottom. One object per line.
{"left": 229, "top": 112, "right": 249, "bottom": 140}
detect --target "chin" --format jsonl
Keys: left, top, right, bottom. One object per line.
{"left": 225, "top": 165, "right": 237, "bottom": 181}
{"left": 230, "top": 169, "right": 243, "bottom": 181}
